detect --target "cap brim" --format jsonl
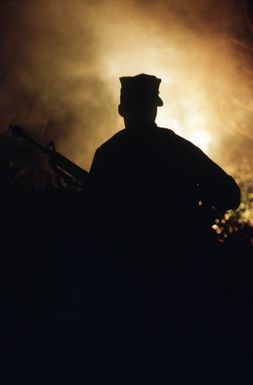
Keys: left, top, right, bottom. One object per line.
{"left": 157, "top": 96, "right": 163, "bottom": 106}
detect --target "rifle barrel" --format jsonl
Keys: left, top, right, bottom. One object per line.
{"left": 10, "top": 124, "right": 89, "bottom": 185}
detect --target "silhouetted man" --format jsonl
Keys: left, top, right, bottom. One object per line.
{"left": 87, "top": 74, "right": 241, "bottom": 384}
{"left": 89, "top": 73, "right": 240, "bottom": 264}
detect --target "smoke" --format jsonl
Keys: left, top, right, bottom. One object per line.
{"left": 1, "top": 0, "right": 253, "bottom": 171}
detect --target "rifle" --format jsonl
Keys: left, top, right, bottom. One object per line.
{"left": 9, "top": 124, "right": 89, "bottom": 188}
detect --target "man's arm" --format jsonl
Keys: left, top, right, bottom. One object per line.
{"left": 184, "top": 139, "right": 240, "bottom": 211}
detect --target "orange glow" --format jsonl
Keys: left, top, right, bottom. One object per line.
{"left": 186, "top": 130, "right": 211, "bottom": 152}
{"left": 2, "top": 1, "right": 252, "bottom": 168}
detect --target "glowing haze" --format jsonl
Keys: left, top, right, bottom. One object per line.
{"left": 1, "top": 0, "right": 253, "bottom": 172}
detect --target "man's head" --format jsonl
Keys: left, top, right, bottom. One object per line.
{"left": 118, "top": 74, "right": 163, "bottom": 129}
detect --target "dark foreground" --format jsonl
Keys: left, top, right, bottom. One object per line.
{"left": 1, "top": 180, "right": 253, "bottom": 385}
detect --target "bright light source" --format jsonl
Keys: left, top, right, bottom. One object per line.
{"left": 187, "top": 130, "right": 211, "bottom": 153}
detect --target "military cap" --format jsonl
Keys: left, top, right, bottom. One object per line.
{"left": 119, "top": 73, "right": 163, "bottom": 107}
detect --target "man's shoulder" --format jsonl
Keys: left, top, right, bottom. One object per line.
{"left": 107, "top": 129, "right": 128, "bottom": 142}
{"left": 156, "top": 127, "right": 186, "bottom": 143}
{"left": 99, "top": 129, "right": 127, "bottom": 146}
{"left": 157, "top": 127, "right": 186, "bottom": 141}
{"left": 157, "top": 126, "right": 175, "bottom": 136}
{"left": 158, "top": 127, "right": 202, "bottom": 149}
{"left": 94, "top": 130, "right": 128, "bottom": 157}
